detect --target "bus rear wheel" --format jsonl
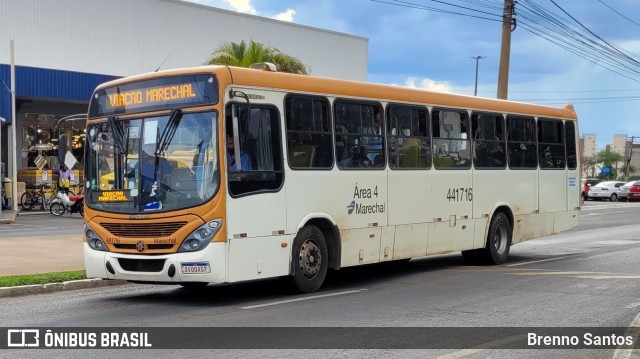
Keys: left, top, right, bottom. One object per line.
{"left": 290, "top": 225, "right": 328, "bottom": 293}
{"left": 484, "top": 212, "right": 512, "bottom": 264}
{"left": 463, "top": 212, "right": 512, "bottom": 265}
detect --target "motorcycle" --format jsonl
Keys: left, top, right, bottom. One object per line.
{"left": 50, "top": 192, "right": 84, "bottom": 217}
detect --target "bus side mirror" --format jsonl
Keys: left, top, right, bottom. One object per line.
{"left": 58, "top": 134, "right": 67, "bottom": 163}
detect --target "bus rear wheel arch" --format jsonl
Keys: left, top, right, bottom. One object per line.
{"left": 462, "top": 211, "right": 512, "bottom": 265}
{"left": 290, "top": 225, "right": 329, "bottom": 293}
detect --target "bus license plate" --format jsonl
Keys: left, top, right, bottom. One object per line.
{"left": 181, "top": 263, "right": 210, "bottom": 274}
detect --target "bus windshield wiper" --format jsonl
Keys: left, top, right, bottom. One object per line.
{"left": 155, "top": 109, "right": 183, "bottom": 157}
{"left": 108, "top": 116, "right": 126, "bottom": 154}
{"left": 151, "top": 109, "right": 183, "bottom": 186}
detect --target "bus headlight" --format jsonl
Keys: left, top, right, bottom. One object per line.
{"left": 85, "top": 223, "right": 109, "bottom": 252}
{"left": 179, "top": 219, "right": 222, "bottom": 252}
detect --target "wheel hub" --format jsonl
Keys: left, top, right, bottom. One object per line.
{"left": 299, "top": 239, "right": 322, "bottom": 279}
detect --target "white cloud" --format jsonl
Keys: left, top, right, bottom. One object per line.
{"left": 403, "top": 77, "right": 453, "bottom": 93}
{"left": 224, "top": 0, "right": 256, "bottom": 14}
{"left": 273, "top": 9, "right": 296, "bottom": 22}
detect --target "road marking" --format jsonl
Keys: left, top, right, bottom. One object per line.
{"left": 505, "top": 256, "right": 571, "bottom": 267}
{"left": 437, "top": 334, "right": 524, "bottom": 359}
{"left": 241, "top": 289, "right": 367, "bottom": 309}
{"left": 612, "top": 311, "right": 640, "bottom": 359}
{"left": 504, "top": 270, "right": 640, "bottom": 279}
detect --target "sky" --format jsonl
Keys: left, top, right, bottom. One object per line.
{"left": 185, "top": 0, "right": 640, "bottom": 149}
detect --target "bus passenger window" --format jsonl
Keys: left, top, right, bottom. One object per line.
{"left": 431, "top": 109, "right": 470, "bottom": 169}
{"left": 507, "top": 116, "right": 537, "bottom": 169}
{"left": 565, "top": 121, "right": 577, "bottom": 170}
{"left": 387, "top": 105, "right": 431, "bottom": 169}
{"left": 538, "top": 119, "right": 566, "bottom": 169}
{"left": 472, "top": 112, "right": 506, "bottom": 169}
{"left": 334, "top": 100, "right": 384, "bottom": 170}
{"left": 285, "top": 96, "right": 333, "bottom": 169}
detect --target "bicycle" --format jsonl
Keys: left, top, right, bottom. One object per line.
{"left": 20, "top": 183, "right": 60, "bottom": 211}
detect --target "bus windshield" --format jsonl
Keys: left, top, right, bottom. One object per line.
{"left": 85, "top": 111, "right": 219, "bottom": 213}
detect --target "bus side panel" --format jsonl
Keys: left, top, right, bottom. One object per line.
{"left": 387, "top": 172, "right": 430, "bottom": 225}
{"left": 226, "top": 190, "right": 289, "bottom": 282}
{"left": 379, "top": 225, "right": 396, "bottom": 262}
{"left": 387, "top": 171, "right": 429, "bottom": 259}
{"left": 227, "top": 235, "right": 293, "bottom": 282}
{"left": 566, "top": 171, "right": 580, "bottom": 211}
{"left": 340, "top": 227, "right": 382, "bottom": 267}
{"left": 424, "top": 171, "right": 474, "bottom": 255}
{"left": 472, "top": 169, "right": 538, "bottom": 218}
{"left": 512, "top": 213, "right": 554, "bottom": 244}
{"left": 539, "top": 171, "right": 567, "bottom": 213}
{"left": 392, "top": 223, "right": 428, "bottom": 260}
{"left": 427, "top": 220, "right": 476, "bottom": 255}
{"left": 286, "top": 170, "right": 387, "bottom": 267}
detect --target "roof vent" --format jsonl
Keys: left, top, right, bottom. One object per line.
{"left": 249, "top": 62, "right": 277, "bottom": 72}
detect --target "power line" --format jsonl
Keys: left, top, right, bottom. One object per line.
{"left": 597, "top": 0, "right": 640, "bottom": 28}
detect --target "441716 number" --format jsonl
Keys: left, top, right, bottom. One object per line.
{"left": 447, "top": 187, "right": 472, "bottom": 202}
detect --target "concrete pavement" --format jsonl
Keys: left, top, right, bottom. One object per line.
{"left": 0, "top": 209, "right": 125, "bottom": 297}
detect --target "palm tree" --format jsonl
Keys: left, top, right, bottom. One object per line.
{"left": 205, "top": 40, "right": 308, "bottom": 74}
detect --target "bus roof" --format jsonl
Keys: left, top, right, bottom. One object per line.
{"left": 93, "top": 65, "right": 577, "bottom": 120}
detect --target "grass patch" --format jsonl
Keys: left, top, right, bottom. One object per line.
{"left": 0, "top": 270, "right": 86, "bottom": 287}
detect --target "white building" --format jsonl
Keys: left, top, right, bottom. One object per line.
{"left": 0, "top": 0, "right": 368, "bottom": 205}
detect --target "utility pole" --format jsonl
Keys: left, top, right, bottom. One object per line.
{"left": 470, "top": 56, "right": 486, "bottom": 96}
{"left": 497, "top": 0, "right": 515, "bottom": 100}
{"left": 625, "top": 136, "right": 637, "bottom": 181}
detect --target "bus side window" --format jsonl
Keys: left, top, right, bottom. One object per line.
{"left": 285, "top": 95, "right": 333, "bottom": 169}
{"left": 472, "top": 112, "right": 506, "bottom": 169}
{"left": 334, "top": 100, "right": 384, "bottom": 170}
{"left": 507, "top": 115, "right": 537, "bottom": 169}
{"left": 225, "top": 104, "right": 284, "bottom": 197}
{"left": 565, "top": 121, "right": 577, "bottom": 170}
{"left": 432, "top": 109, "right": 470, "bottom": 169}
{"left": 538, "top": 118, "right": 566, "bottom": 169}
{"left": 387, "top": 105, "right": 431, "bottom": 169}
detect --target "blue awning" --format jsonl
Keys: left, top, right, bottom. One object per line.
{"left": 0, "top": 65, "right": 119, "bottom": 124}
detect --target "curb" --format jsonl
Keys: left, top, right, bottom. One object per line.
{"left": 0, "top": 278, "right": 127, "bottom": 298}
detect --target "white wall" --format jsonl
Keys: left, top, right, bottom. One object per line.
{"left": 0, "top": 0, "right": 368, "bottom": 81}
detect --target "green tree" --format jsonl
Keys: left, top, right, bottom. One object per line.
{"left": 205, "top": 40, "right": 308, "bottom": 74}
{"left": 581, "top": 154, "right": 596, "bottom": 178}
{"left": 595, "top": 148, "right": 624, "bottom": 180}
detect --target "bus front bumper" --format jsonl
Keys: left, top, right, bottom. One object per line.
{"left": 83, "top": 242, "right": 226, "bottom": 284}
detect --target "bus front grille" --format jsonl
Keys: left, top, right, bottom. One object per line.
{"left": 114, "top": 244, "right": 175, "bottom": 250}
{"left": 101, "top": 222, "right": 188, "bottom": 238}
{"left": 118, "top": 258, "right": 166, "bottom": 272}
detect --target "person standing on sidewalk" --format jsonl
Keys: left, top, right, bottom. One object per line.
{"left": 57, "top": 164, "right": 71, "bottom": 194}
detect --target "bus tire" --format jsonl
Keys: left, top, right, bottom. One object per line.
{"left": 482, "top": 212, "right": 512, "bottom": 264}
{"left": 290, "top": 225, "right": 328, "bottom": 293}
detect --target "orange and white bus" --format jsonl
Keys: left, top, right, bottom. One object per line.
{"left": 83, "top": 64, "right": 580, "bottom": 293}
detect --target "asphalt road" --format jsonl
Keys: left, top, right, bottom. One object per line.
{"left": 1, "top": 202, "right": 640, "bottom": 358}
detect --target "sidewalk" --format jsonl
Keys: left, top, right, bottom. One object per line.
{"left": 0, "top": 209, "right": 126, "bottom": 296}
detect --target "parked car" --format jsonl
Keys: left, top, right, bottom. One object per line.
{"left": 618, "top": 181, "right": 638, "bottom": 201}
{"left": 626, "top": 181, "right": 640, "bottom": 202}
{"left": 581, "top": 178, "right": 603, "bottom": 201}
{"left": 587, "top": 181, "right": 626, "bottom": 201}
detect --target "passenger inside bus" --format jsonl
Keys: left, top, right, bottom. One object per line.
{"left": 226, "top": 134, "right": 252, "bottom": 172}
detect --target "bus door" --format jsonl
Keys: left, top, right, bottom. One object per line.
{"left": 426, "top": 108, "right": 474, "bottom": 255}
{"left": 225, "top": 103, "right": 289, "bottom": 282}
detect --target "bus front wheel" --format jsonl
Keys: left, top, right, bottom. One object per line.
{"left": 290, "top": 225, "right": 328, "bottom": 293}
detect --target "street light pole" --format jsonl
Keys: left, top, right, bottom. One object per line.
{"left": 470, "top": 56, "right": 486, "bottom": 96}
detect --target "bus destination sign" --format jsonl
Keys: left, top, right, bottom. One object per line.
{"left": 89, "top": 74, "right": 218, "bottom": 118}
